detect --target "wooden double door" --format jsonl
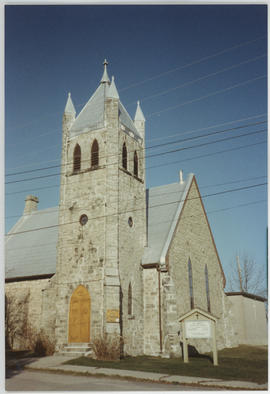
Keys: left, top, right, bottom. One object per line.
{"left": 68, "top": 285, "right": 90, "bottom": 343}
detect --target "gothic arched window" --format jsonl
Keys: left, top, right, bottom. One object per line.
{"left": 188, "top": 259, "right": 194, "bottom": 309}
{"left": 205, "top": 265, "right": 211, "bottom": 312}
{"left": 73, "top": 144, "right": 81, "bottom": 172}
{"left": 128, "top": 283, "right": 132, "bottom": 315}
{"left": 91, "top": 139, "right": 99, "bottom": 167}
{"left": 122, "top": 143, "right": 127, "bottom": 170}
{"left": 133, "top": 151, "right": 138, "bottom": 177}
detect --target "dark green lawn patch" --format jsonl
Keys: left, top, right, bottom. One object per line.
{"left": 64, "top": 345, "right": 268, "bottom": 384}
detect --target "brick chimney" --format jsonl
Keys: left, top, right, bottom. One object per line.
{"left": 24, "top": 195, "right": 39, "bottom": 215}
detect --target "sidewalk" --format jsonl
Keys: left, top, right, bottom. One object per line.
{"left": 20, "top": 355, "right": 268, "bottom": 390}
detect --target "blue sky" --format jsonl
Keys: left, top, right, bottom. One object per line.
{"left": 5, "top": 4, "right": 267, "bottom": 290}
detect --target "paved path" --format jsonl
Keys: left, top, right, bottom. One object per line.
{"left": 6, "top": 370, "right": 211, "bottom": 391}
{"left": 6, "top": 355, "right": 268, "bottom": 391}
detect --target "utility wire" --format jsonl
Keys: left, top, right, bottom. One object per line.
{"left": 148, "top": 113, "right": 267, "bottom": 143}
{"left": 119, "top": 35, "right": 267, "bottom": 92}
{"left": 5, "top": 128, "right": 266, "bottom": 185}
{"left": 127, "top": 54, "right": 266, "bottom": 106}
{"left": 5, "top": 198, "right": 267, "bottom": 258}
{"left": 148, "top": 74, "right": 267, "bottom": 117}
{"left": 6, "top": 120, "right": 266, "bottom": 177}
{"left": 5, "top": 140, "right": 266, "bottom": 197}
{"left": 5, "top": 182, "right": 267, "bottom": 237}
{"left": 6, "top": 113, "right": 267, "bottom": 174}
{"left": 5, "top": 173, "right": 267, "bottom": 220}
{"left": 6, "top": 35, "right": 266, "bottom": 136}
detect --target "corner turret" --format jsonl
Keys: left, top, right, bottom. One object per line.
{"left": 107, "top": 76, "right": 119, "bottom": 99}
{"left": 63, "top": 92, "right": 76, "bottom": 132}
{"left": 134, "top": 100, "right": 145, "bottom": 140}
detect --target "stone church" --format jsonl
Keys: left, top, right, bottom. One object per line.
{"left": 5, "top": 61, "right": 267, "bottom": 357}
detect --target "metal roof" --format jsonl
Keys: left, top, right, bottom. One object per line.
{"left": 64, "top": 93, "right": 76, "bottom": 115}
{"left": 69, "top": 83, "right": 108, "bottom": 137}
{"left": 142, "top": 174, "right": 194, "bottom": 266}
{"left": 5, "top": 207, "right": 58, "bottom": 280}
{"left": 69, "top": 73, "right": 141, "bottom": 139}
{"left": 5, "top": 176, "right": 194, "bottom": 279}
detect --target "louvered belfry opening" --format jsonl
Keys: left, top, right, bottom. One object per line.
{"left": 73, "top": 144, "right": 81, "bottom": 172}
{"left": 122, "top": 143, "right": 127, "bottom": 170}
{"left": 134, "top": 151, "right": 138, "bottom": 177}
{"left": 91, "top": 139, "right": 99, "bottom": 167}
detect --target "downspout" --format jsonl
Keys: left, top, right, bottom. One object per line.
{"left": 158, "top": 266, "right": 162, "bottom": 353}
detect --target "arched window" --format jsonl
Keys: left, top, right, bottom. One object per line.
{"left": 133, "top": 151, "right": 138, "bottom": 177}
{"left": 128, "top": 283, "right": 132, "bottom": 315}
{"left": 91, "top": 139, "right": 99, "bottom": 167}
{"left": 188, "top": 259, "right": 194, "bottom": 309}
{"left": 122, "top": 143, "right": 127, "bottom": 170}
{"left": 73, "top": 144, "right": 81, "bottom": 172}
{"left": 205, "top": 265, "right": 211, "bottom": 312}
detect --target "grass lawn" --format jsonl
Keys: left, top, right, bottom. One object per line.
{"left": 64, "top": 345, "right": 268, "bottom": 384}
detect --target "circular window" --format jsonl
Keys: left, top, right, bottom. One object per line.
{"left": 80, "top": 214, "right": 88, "bottom": 226}
{"left": 128, "top": 217, "right": 133, "bottom": 227}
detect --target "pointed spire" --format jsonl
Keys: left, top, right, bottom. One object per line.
{"left": 134, "top": 100, "right": 145, "bottom": 121}
{"left": 107, "top": 76, "right": 119, "bottom": 99}
{"left": 100, "top": 59, "right": 110, "bottom": 84}
{"left": 64, "top": 92, "right": 76, "bottom": 116}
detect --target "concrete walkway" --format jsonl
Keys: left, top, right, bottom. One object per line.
{"left": 22, "top": 355, "right": 267, "bottom": 390}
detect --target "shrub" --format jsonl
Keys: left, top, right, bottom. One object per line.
{"left": 92, "top": 334, "right": 122, "bottom": 360}
{"left": 34, "top": 332, "right": 55, "bottom": 356}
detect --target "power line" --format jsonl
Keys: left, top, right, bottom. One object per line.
{"left": 148, "top": 113, "right": 267, "bottom": 143}
{"left": 6, "top": 120, "right": 267, "bottom": 176}
{"left": 5, "top": 140, "right": 266, "bottom": 197}
{"left": 5, "top": 198, "right": 267, "bottom": 259}
{"left": 5, "top": 173, "right": 267, "bottom": 220}
{"left": 5, "top": 127, "right": 266, "bottom": 185}
{"left": 119, "top": 35, "right": 267, "bottom": 92}
{"left": 6, "top": 120, "right": 266, "bottom": 178}
{"left": 147, "top": 140, "right": 266, "bottom": 170}
{"left": 5, "top": 44, "right": 266, "bottom": 152}
{"left": 127, "top": 53, "right": 266, "bottom": 106}
{"left": 5, "top": 182, "right": 267, "bottom": 237}
{"left": 6, "top": 35, "right": 266, "bottom": 137}
{"left": 148, "top": 74, "right": 267, "bottom": 117}
{"left": 5, "top": 176, "right": 267, "bottom": 219}
{"left": 6, "top": 113, "right": 267, "bottom": 174}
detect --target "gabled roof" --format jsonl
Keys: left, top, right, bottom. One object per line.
{"left": 179, "top": 307, "right": 218, "bottom": 322}
{"left": 142, "top": 174, "right": 194, "bottom": 266}
{"left": 5, "top": 207, "right": 58, "bottom": 280}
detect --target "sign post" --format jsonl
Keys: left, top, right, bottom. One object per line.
{"left": 179, "top": 309, "right": 218, "bottom": 366}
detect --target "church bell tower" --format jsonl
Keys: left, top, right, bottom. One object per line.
{"left": 54, "top": 61, "right": 146, "bottom": 354}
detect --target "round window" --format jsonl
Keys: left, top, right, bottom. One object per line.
{"left": 80, "top": 214, "right": 88, "bottom": 226}
{"left": 128, "top": 217, "right": 133, "bottom": 227}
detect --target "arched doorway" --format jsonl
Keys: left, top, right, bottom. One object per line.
{"left": 68, "top": 285, "right": 90, "bottom": 343}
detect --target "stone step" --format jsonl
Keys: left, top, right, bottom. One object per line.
{"left": 59, "top": 342, "right": 93, "bottom": 357}
{"left": 60, "top": 350, "right": 92, "bottom": 357}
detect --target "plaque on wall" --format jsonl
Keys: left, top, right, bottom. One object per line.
{"left": 106, "top": 309, "right": 120, "bottom": 323}
{"left": 185, "top": 320, "right": 211, "bottom": 338}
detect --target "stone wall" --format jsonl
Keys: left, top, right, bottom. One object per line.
{"left": 166, "top": 177, "right": 237, "bottom": 354}
{"left": 143, "top": 268, "right": 161, "bottom": 355}
{"left": 5, "top": 278, "right": 50, "bottom": 350}
{"left": 118, "top": 130, "right": 146, "bottom": 356}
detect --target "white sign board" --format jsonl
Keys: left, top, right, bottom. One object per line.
{"left": 185, "top": 320, "right": 211, "bottom": 338}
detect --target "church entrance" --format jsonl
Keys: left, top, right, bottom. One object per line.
{"left": 68, "top": 285, "right": 90, "bottom": 343}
